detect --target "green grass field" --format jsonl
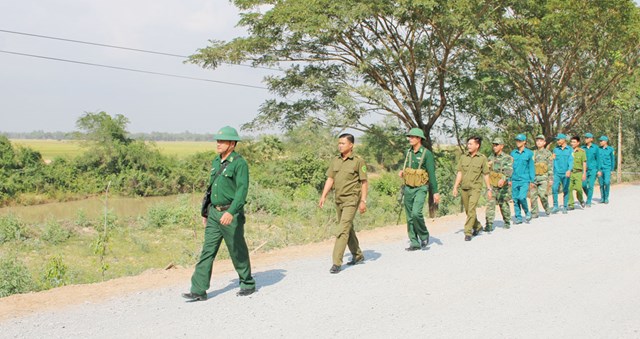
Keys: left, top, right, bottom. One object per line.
{"left": 11, "top": 139, "right": 214, "bottom": 160}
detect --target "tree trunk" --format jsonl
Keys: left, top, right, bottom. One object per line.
{"left": 617, "top": 112, "right": 622, "bottom": 183}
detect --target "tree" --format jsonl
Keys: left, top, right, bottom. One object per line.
{"left": 189, "top": 0, "right": 490, "bottom": 150}
{"left": 477, "top": 0, "right": 640, "bottom": 141}
{"left": 75, "top": 111, "right": 131, "bottom": 146}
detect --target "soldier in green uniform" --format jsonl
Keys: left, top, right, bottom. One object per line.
{"left": 530, "top": 135, "right": 553, "bottom": 218}
{"left": 567, "top": 136, "right": 587, "bottom": 209}
{"left": 182, "top": 126, "right": 256, "bottom": 301}
{"left": 485, "top": 137, "right": 513, "bottom": 232}
{"left": 398, "top": 128, "right": 439, "bottom": 251}
{"left": 453, "top": 136, "right": 492, "bottom": 241}
{"left": 581, "top": 133, "right": 598, "bottom": 207}
{"left": 319, "top": 133, "right": 368, "bottom": 274}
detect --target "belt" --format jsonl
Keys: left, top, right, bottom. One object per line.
{"left": 214, "top": 204, "right": 231, "bottom": 212}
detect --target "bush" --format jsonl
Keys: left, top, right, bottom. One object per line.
{"left": 0, "top": 214, "right": 24, "bottom": 244}
{"left": 40, "top": 255, "right": 69, "bottom": 289}
{"left": 41, "top": 220, "right": 73, "bottom": 244}
{"left": 370, "top": 172, "right": 403, "bottom": 197}
{"left": 0, "top": 257, "right": 33, "bottom": 297}
{"left": 145, "top": 196, "right": 196, "bottom": 228}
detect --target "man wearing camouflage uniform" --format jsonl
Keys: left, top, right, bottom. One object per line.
{"left": 530, "top": 135, "right": 553, "bottom": 218}
{"left": 485, "top": 137, "right": 513, "bottom": 232}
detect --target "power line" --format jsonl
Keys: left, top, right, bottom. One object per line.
{"left": 0, "top": 49, "right": 269, "bottom": 90}
{"left": 0, "top": 28, "right": 283, "bottom": 72}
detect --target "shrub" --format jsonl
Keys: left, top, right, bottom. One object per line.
{"left": 370, "top": 172, "right": 403, "bottom": 197}
{"left": 0, "top": 257, "right": 33, "bottom": 297}
{"left": 0, "top": 214, "right": 24, "bottom": 244}
{"left": 41, "top": 220, "right": 73, "bottom": 244}
{"left": 40, "top": 255, "right": 69, "bottom": 289}
{"left": 145, "top": 196, "right": 196, "bottom": 228}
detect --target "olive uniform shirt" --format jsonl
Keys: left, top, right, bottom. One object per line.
{"left": 572, "top": 148, "right": 587, "bottom": 172}
{"left": 327, "top": 152, "right": 367, "bottom": 206}
{"left": 457, "top": 152, "right": 489, "bottom": 190}
{"left": 209, "top": 151, "right": 249, "bottom": 215}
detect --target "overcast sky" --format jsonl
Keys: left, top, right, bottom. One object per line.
{"left": 0, "top": 0, "right": 279, "bottom": 134}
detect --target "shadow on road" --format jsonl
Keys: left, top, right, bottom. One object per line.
{"left": 206, "top": 269, "right": 287, "bottom": 299}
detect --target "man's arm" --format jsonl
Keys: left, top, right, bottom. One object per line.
{"left": 359, "top": 180, "right": 368, "bottom": 213}
{"left": 319, "top": 177, "right": 334, "bottom": 208}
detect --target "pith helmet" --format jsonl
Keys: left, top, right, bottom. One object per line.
{"left": 214, "top": 126, "right": 241, "bottom": 141}
{"left": 406, "top": 128, "right": 426, "bottom": 140}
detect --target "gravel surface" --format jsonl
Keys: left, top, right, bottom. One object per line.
{"left": 2, "top": 185, "right": 640, "bottom": 338}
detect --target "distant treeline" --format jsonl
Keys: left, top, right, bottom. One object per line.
{"left": 1, "top": 131, "right": 216, "bottom": 142}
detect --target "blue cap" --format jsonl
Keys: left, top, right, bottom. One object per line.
{"left": 515, "top": 134, "right": 526, "bottom": 141}
{"left": 555, "top": 133, "right": 567, "bottom": 140}
{"left": 584, "top": 133, "right": 594, "bottom": 138}
{"left": 599, "top": 135, "right": 609, "bottom": 141}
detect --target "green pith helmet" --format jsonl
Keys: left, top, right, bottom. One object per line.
{"left": 406, "top": 128, "right": 426, "bottom": 140}
{"left": 214, "top": 126, "right": 241, "bottom": 141}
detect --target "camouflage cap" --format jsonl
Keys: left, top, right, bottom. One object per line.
{"left": 492, "top": 137, "right": 504, "bottom": 145}
{"left": 535, "top": 134, "right": 545, "bottom": 140}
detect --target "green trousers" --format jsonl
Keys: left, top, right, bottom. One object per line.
{"left": 568, "top": 172, "right": 584, "bottom": 208}
{"left": 403, "top": 185, "right": 430, "bottom": 247}
{"left": 190, "top": 207, "right": 255, "bottom": 295}
{"left": 332, "top": 203, "right": 363, "bottom": 266}
{"left": 461, "top": 188, "right": 482, "bottom": 236}
{"left": 529, "top": 177, "right": 550, "bottom": 216}
{"left": 485, "top": 185, "right": 511, "bottom": 229}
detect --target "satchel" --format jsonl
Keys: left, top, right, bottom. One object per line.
{"left": 534, "top": 162, "right": 548, "bottom": 176}
{"left": 201, "top": 160, "right": 231, "bottom": 218}
{"left": 489, "top": 172, "right": 505, "bottom": 187}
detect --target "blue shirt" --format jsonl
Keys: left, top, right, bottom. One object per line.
{"left": 553, "top": 145, "right": 574, "bottom": 174}
{"left": 581, "top": 144, "right": 598, "bottom": 173}
{"left": 597, "top": 146, "right": 616, "bottom": 171}
{"left": 510, "top": 148, "right": 535, "bottom": 183}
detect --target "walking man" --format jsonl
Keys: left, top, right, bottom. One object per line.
{"left": 319, "top": 133, "right": 367, "bottom": 274}
{"left": 452, "top": 136, "right": 492, "bottom": 241}
{"left": 567, "top": 136, "right": 587, "bottom": 210}
{"left": 485, "top": 137, "right": 513, "bottom": 232}
{"left": 182, "top": 126, "right": 256, "bottom": 301}
{"left": 510, "top": 134, "right": 535, "bottom": 224}
{"left": 551, "top": 133, "right": 574, "bottom": 214}
{"left": 530, "top": 135, "right": 553, "bottom": 218}
{"left": 581, "top": 133, "right": 599, "bottom": 207}
{"left": 597, "top": 136, "right": 616, "bottom": 204}
{"left": 398, "top": 128, "right": 439, "bottom": 251}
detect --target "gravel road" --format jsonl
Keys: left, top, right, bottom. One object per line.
{"left": 2, "top": 184, "right": 640, "bottom": 338}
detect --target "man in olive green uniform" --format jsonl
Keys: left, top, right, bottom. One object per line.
{"left": 567, "top": 135, "right": 587, "bottom": 209}
{"left": 399, "top": 128, "right": 439, "bottom": 251}
{"left": 453, "top": 136, "right": 492, "bottom": 241}
{"left": 485, "top": 137, "right": 513, "bottom": 232}
{"left": 182, "top": 126, "right": 256, "bottom": 301}
{"left": 530, "top": 135, "right": 553, "bottom": 218}
{"left": 319, "top": 133, "right": 367, "bottom": 274}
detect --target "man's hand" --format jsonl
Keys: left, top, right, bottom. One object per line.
{"left": 398, "top": 170, "right": 404, "bottom": 178}
{"left": 582, "top": 173, "right": 586, "bottom": 181}
{"left": 220, "top": 212, "right": 234, "bottom": 226}
{"left": 358, "top": 201, "right": 367, "bottom": 214}
{"left": 565, "top": 170, "right": 571, "bottom": 178}
{"left": 487, "top": 189, "right": 493, "bottom": 200}
{"left": 452, "top": 187, "right": 458, "bottom": 197}
{"left": 530, "top": 183, "right": 536, "bottom": 190}
{"left": 498, "top": 179, "right": 505, "bottom": 188}
{"left": 318, "top": 196, "right": 326, "bottom": 208}
{"left": 597, "top": 171, "right": 602, "bottom": 177}
{"left": 202, "top": 217, "right": 207, "bottom": 226}
{"left": 433, "top": 193, "right": 441, "bottom": 204}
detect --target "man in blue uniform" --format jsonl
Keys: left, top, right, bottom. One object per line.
{"left": 581, "top": 133, "right": 599, "bottom": 207}
{"left": 597, "top": 136, "right": 616, "bottom": 204}
{"left": 510, "top": 134, "right": 535, "bottom": 223}
{"left": 552, "top": 133, "right": 573, "bottom": 214}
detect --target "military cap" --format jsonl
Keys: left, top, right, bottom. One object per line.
{"left": 584, "top": 132, "right": 594, "bottom": 138}
{"left": 492, "top": 137, "right": 504, "bottom": 145}
{"left": 535, "top": 134, "right": 545, "bottom": 140}
{"left": 214, "top": 126, "right": 241, "bottom": 141}
{"left": 406, "top": 128, "right": 426, "bottom": 140}
{"left": 599, "top": 135, "right": 609, "bottom": 141}
{"left": 515, "top": 134, "right": 527, "bottom": 141}
{"left": 555, "top": 133, "right": 567, "bottom": 140}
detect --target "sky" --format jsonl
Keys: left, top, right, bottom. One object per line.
{"left": 0, "top": 1, "right": 278, "bottom": 134}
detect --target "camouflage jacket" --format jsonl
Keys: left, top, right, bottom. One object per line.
{"left": 533, "top": 148, "right": 553, "bottom": 179}
{"left": 487, "top": 152, "right": 513, "bottom": 187}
